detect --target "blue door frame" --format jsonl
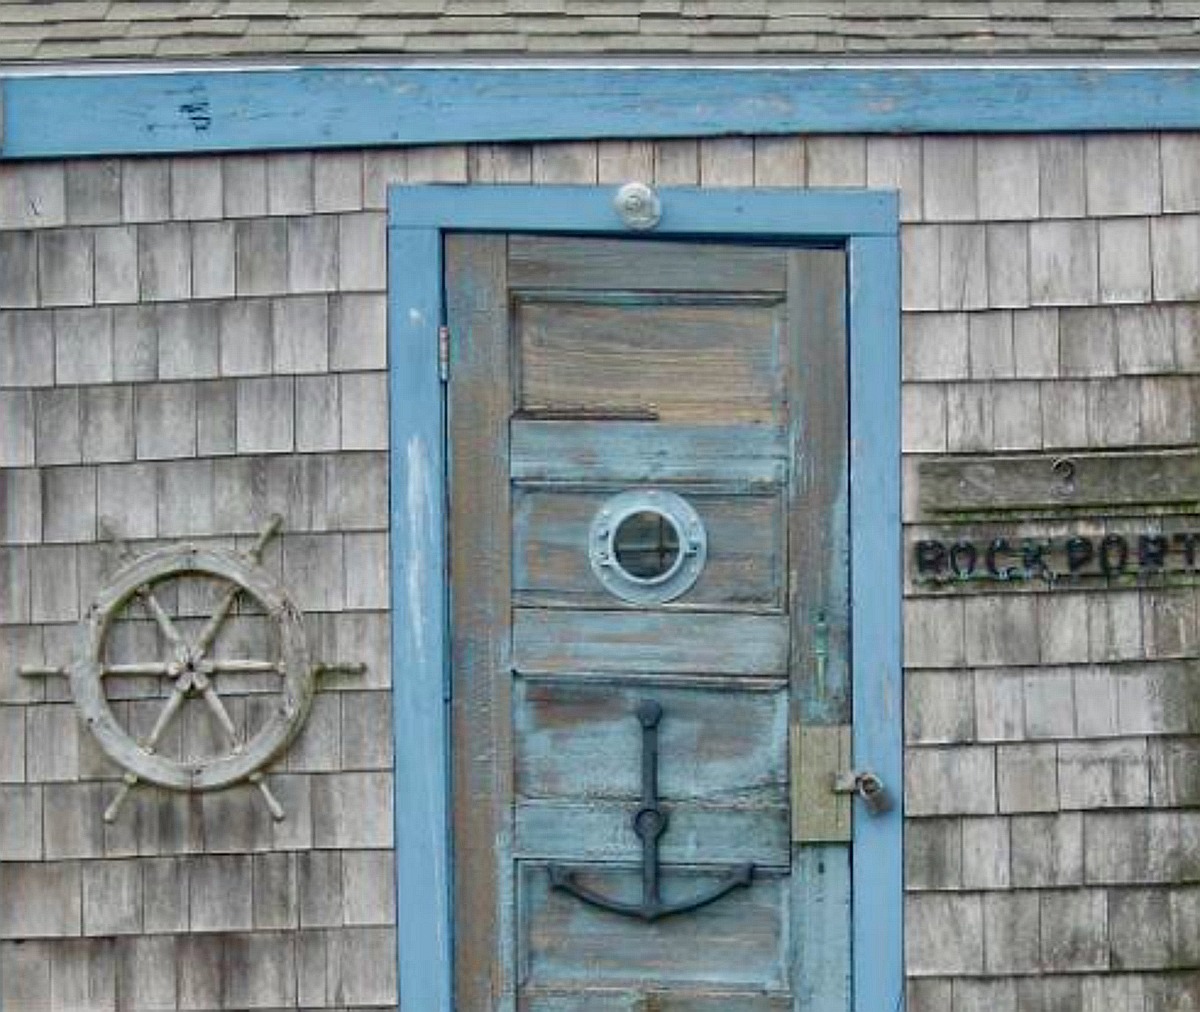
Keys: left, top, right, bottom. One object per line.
{"left": 388, "top": 184, "right": 902, "bottom": 1012}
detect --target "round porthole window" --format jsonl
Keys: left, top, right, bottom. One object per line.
{"left": 589, "top": 490, "right": 707, "bottom": 605}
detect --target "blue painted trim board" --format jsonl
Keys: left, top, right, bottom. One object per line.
{"left": 849, "top": 233, "right": 904, "bottom": 1012}
{"left": 389, "top": 184, "right": 903, "bottom": 1012}
{"left": 387, "top": 224, "right": 453, "bottom": 1012}
{"left": 5, "top": 66, "right": 1200, "bottom": 159}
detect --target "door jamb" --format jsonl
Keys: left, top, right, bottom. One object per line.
{"left": 386, "top": 183, "right": 902, "bottom": 1012}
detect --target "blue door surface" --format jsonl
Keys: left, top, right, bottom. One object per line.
{"left": 446, "top": 232, "right": 855, "bottom": 1011}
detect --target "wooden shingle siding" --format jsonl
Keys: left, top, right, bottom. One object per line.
{"left": 12, "top": 2, "right": 1200, "bottom": 60}
{"left": 0, "top": 147, "right": 396, "bottom": 1008}
{"left": 1, "top": 127, "right": 1200, "bottom": 1008}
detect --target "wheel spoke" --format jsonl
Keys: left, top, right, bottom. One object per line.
{"left": 193, "top": 583, "right": 243, "bottom": 661}
{"left": 138, "top": 587, "right": 186, "bottom": 649}
{"left": 144, "top": 684, "right": 187, "bottom": 751}
{"left": 103, "top": 662, "right": 172, "bottom": 677}
{"left": 200, "top": 683, "right": 241, "bottom": 747}
{"left": 207, "top": 659, "right": 280, "bottom": 675}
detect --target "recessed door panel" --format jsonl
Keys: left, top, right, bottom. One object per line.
{"left": 513, "top": 486, "right": 785, "bottom": 611}
{"left": 448, "top": 233, "right": 849, "bottom": 1011}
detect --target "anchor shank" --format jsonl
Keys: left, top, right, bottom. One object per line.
{"left": 636, "top": 699, "right": 665, "bottom": 915}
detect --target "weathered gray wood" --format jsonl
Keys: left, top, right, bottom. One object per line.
{"left": 235, "top": 218, "right": 288, "bottom": 296}
{"left": 34, "top": 386, "right": 81, "bottom": 466}
{"left": 220, "top": 932, "right": 298, "bottom": 1009}
{"left": 143, "top": 857, "right": 189, "bottom": 933}
{"left": 94, "top": 224, "right": 139, "bottom": 304}
{"left": 330, "top": 292, "right": 387, "bottom": 371}
{"left": 513, "top": 608, "right": 788, "bottom": 676}
{"left": 324, "top": 926, "right": 398, "bottom": 1006}
{"left": 515, "top": 295, "right": 785, "bottom": 424}
{"left": 793, "top": 724, "right": 851, "bottom": 843}
{"left": 807, "top": 137, "right": 865, "bottom": 187}
{"left": 237, "top": 375, "right": 295, "bottom": 454}
{"left": 191, "top": 220, "right": 236, "bottom": 298}
{"left": 297, "top": 849, "right": 343, "bottom": 927}
{"left": 531, "top": 141, "right": 598, "bottom": 184}
{"left": 654, "top": 140, "right": 699, "bottom": 185}
{"left": 114, "top": 936, "right": 175, "bottom": 1011}
{"left": 920, "top": 450, "right": 1200, "bottom": 513}
{"left": 137, "top": 222, "right": 191, "bottom": 302}
{"left": 597, "top": 140, "right": 654, "bottom": 185}
{"left": 1038, "top": 135, "right": 1086, "bottom": 218}
{"left": 121, "top": 158, "right": 170, "bottom": 222}
{"left": 513, "top": 487, "right": 784, "bottom": 611}
{"left": 519, "top": 990, "right": 790, "bottom": 1011}
{"left": 338, "top": 211, "right": 387, "bottom": 291}
{"left": 787, "top": 248, "right": 850, "bottom": 725}
{"left": 189, "top": 854, "right": 253, "bottom": 931}
{"left": 314, "top": 150, "right": 364, "bottom": 211}
{"left": 309, "top": 770, "right": 392, "bottom": 849}
{"left": 288, "top": 215, "right": 339, "bottom": 292}
{"left": 451, "top": 232, "right": 850, "bottom": 1008}
{"left": 0, "top": 784, "right": 42, "bottom": 861}
{"left": 1029, "top": 219, "right": 1098, "bottom": 306}
{"left": 923, "top": 136, "right": 977, "bottom": 221}
{"left": 792, "top": 843, "right": 851, "bottom": 1010}
{"left": 447, "top": 232, "right": 514, "bottom": 1011}
{"left": 170, "top": 157, "right": 223, "bottom": 220}
{"left": 223, "top": 154, "right": 268, "bottom": 216}
{"left": 0, "top": 862, "right": 82, "bottom": 938}
{"left": 511, "top": 421, "right": 786, "bottom": 486}
{"left": 700, "top": 137, "right": 755, "bottom": 186}
{"left": 48, "top": 937, "right": 117, "bottom": 1012}
{"left": 39, "top": 229, "right": 94, "bottom": 307}
{"left": 514, "top": 679, "right": 786, "bottom": 802}
{"left": 515, "top": 801, "right": 788, "bottom": 867}
{"left": 977, "top": 136, "right": 1040, "bottom": 221}
{"left": 135, "top": 382, "right": 197, "bottom": 460}
{"left": 509, "top": 235, "right": 786, "bottom": 293}
{"left": 339, "top": 371, "right": 388, "bottom": 451}
{"left": 341, "top": 849, "right": 397, "bottom": 925}
{"left": 518, "top": 863, "right": 789, "bottom": 991}
{"left": 938, "top": 224, "right": 987, "bottom": 311}
{"left": 272, "top": 294, "right": 329, "bottom": 375}
{"left": 1099, "top": 218, "right": 1152, "bottom": 305}
{"left": 82, "top": 860, "right": 142, "bottom": 936}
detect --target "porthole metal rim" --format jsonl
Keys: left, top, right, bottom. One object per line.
{"left": 588, "top": 489, "right": 707, "bottom": 605}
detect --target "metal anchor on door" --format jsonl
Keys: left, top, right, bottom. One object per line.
{"left": 549, "top": 699, "right": 754, "bottom": 922}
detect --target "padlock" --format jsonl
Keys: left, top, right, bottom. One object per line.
{"left": 832, "top": 769, "right": 894, "bottom": 815}
{"left": 854, "top": 771, "right": 894, "bottom": 815}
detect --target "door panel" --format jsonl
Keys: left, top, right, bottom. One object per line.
{"left": 511, "top": 609, "right": 790, "bottom": 676}
{"left": 510, "top": 420, "right": 787, "bottom": 485}
{"left": 449, "top": 233, "right": 849, "bottom": 1011}
{"left": 508, "top": 234, "right": 789, "bottom": 291}
{"left": 514, "top": 680, "right": 788, "bottom": 806}
{"left": 515, "top": 295, "right": 786, "bottom": 423}
{"left": 513, "top": 487, "right": 785, "bottom": 611}
{"left": 518, "top": 865, "right": 791, "bottom": 989}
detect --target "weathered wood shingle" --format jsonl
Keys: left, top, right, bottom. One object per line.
{"left": 8, "top": 1, "right": 1200, "bottom": 60}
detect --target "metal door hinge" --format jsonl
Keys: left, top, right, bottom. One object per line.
{"left": 437, "top": 325, "right": 450, "bottom": 382}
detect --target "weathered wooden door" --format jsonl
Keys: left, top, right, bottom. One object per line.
{"left": 447, "top": 233, "right": 852, "bottom": 1011}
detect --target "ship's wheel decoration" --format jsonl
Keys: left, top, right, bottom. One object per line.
{"left": 21, "top": 515, "right": 364, "bottom": 823}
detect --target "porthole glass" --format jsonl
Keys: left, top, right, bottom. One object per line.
{"left": 612, "top": 510, "right": 682, "bottom": 582}
{"left": 589, "top": 490, "right": 707, "bottom": 605}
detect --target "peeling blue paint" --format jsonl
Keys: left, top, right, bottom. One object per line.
{"left": 5, "top": 66, "right": 1200, "bottom": 159}
{"left": 388, "top": 184, "right": 903, "bottom": 1012}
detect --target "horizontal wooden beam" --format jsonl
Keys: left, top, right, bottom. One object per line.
{"left": 6, "top": 67, "right": 1200, "bottom": 159}
{"left": 920, "top": 450, "right": 1200, "bottom": 513}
